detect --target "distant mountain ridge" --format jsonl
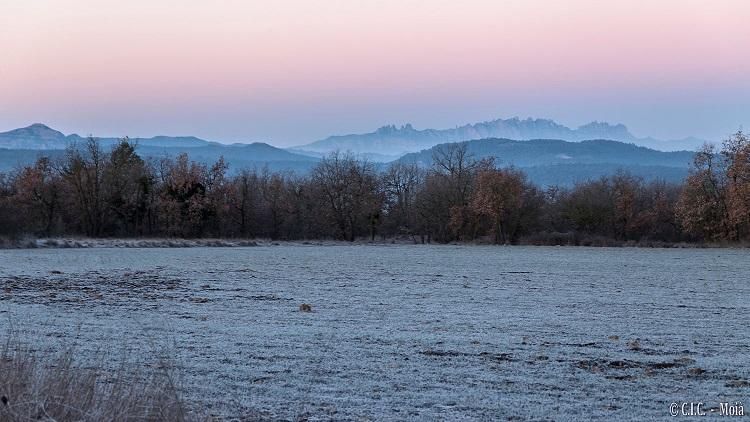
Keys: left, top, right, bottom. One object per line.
{"left": 0, "top": 123, "right": 74, "bottom": 149}
{"left": 0, "top": 123, "right": 218, "bottom": 149}
{"left": 399, "top": 138, "right": 694, "bottom": 167}
{"left": 398, "top": 137, "right": 694, "bottom": 186}
{"left": 0, "top": 123, "right": 317, "bottom": 173}
{"left": 0, "top": 122, "right": 699, "bottom": 186}
{"left": 295, "top": 117, "right": 707, "bottom": 157}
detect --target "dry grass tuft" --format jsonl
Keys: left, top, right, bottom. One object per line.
{"left": 0, "top": 334, "right": 194, "bottom": 422}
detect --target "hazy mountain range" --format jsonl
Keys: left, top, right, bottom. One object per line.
{"left": 0, "top": 123, "right": 217, "bottom": 149}
{"left": 293, "top": 117, "right": 708, "bottom": 158}
{"left": 0, "top": 120, "right": 704, "bottom": 186}
{"left": 0, "top": 123, "right": 318, "bottom": 173}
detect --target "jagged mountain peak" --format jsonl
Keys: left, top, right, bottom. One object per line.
{"left": 576, "top": 121, "right": 634, "bottom": 139}
{"left": 374, "top": 123, "right": 416, "bottom": 134}
{"left": 298, "top": 116, "right": 662, "bottom": 156}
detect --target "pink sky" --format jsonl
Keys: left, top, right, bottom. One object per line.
{"left": 1, "top": 0, "right": 748, "bottom": 145}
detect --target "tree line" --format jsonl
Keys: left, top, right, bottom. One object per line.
{"left": 1, "top": 132, "right": 748, "bottom": 244}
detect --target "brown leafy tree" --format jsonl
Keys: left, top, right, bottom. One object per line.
{"left": 311, "top": 152, "right": 382, "bottom": 241}
{"left": 417, "top": 142, "right": 491, "bottom": 242}
{"left": 13, "top": 157, "right": 62, "bottom": 236}
{"left": 560, "top": 177, "right": 616, "bottom": 239}
{"left": 469, "top": 168, "right": 542, "bottom": 244}
{"left": 158, "top": 154, "right": 218, "bottom": 237}
{"left": 676, "top": 144, "right": 732, "bottom": 240}
{"left": 723, "top": 131, "right": 750, "bottom": 239}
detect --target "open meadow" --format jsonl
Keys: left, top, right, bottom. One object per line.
{"left": 1, "top": 245, "right": 749, "bottom": 420}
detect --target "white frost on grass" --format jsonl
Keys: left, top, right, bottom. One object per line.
{"left": 1, "top": 245, "right": 749, "bottom": 420}
{"left": 30, "top": 238, "right": 260, "bottom": 248}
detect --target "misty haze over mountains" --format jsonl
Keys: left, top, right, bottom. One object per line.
{"left": 0, "top": 117, "right": 709, "bottom": 186}
{"left": 2, "top": 117, "right": 709, "bottom": 154}
{"left": 294, "top": 117, "right": 708, "bottom": 158}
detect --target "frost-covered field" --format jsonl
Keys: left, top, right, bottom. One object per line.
{"left": 1, "top": 245, "right": 748, "bottom": 420}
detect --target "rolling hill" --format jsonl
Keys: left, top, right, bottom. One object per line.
{"left": 398, "top": 138, "right": 695, "bottom": 186}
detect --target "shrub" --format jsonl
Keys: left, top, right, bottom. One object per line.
{"left": 0, "top": 335, "right": 194, "bottom": 421}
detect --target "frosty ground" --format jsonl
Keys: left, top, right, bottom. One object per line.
{"left": 1, "top": 245, "right": 748, "bottom": 420}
